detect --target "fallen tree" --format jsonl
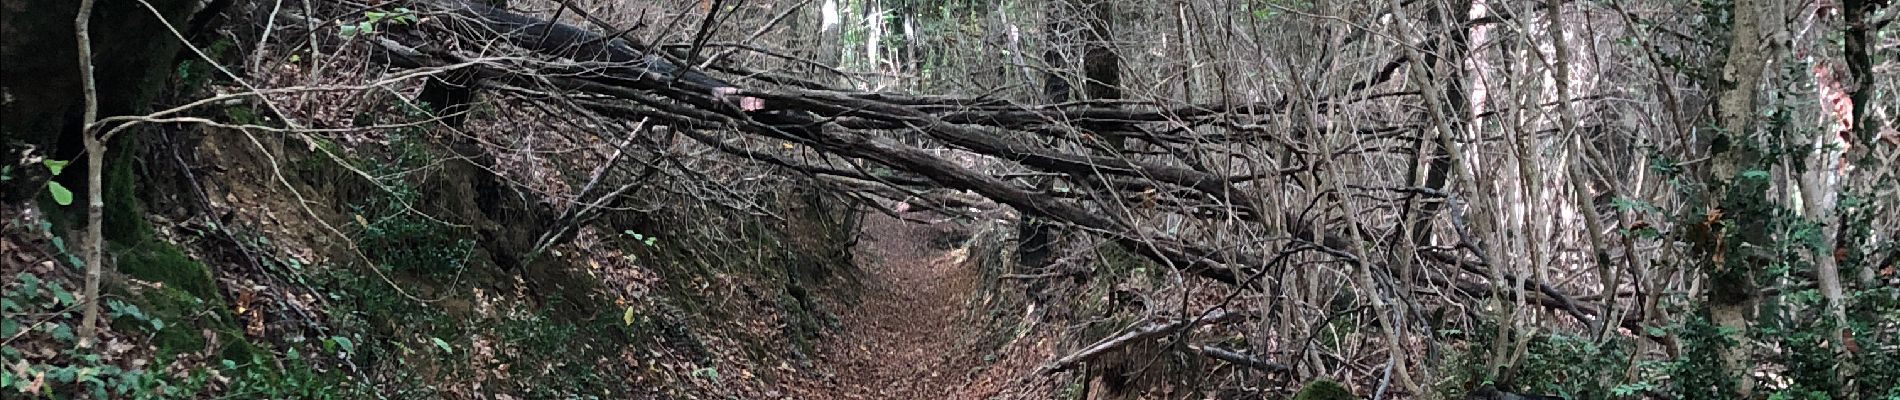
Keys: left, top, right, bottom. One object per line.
{"left": 372, "top": 0, "right": 1280, "bottom": 285}
{"left": 349, "top": 1, "right": 1654, "bottom": 320}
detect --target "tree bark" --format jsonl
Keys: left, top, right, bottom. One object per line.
{"left": 1703, "top": 0, "right": 1772, "bottom": 396}
{"left": 73, "top": 0, "right": 103, "bottom": 347}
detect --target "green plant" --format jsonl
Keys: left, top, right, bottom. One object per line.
{"left": 489, "top": 306, "right": 641, "bottom": 397}
{"left": 429, "top": 337, "right": 453, "bottom": 354}
{"left": 173, "top": 39, "right": 235, "bottom": 95}
{"left": 1667, "top": 314, "right": 1742, "bottom": 399}
{"left": 1511, "top": 332, "right": 1633, "bottom": 399}
{"left": 623, "top": 230, "right": 660, "bottom": 247}
{"left": 348, "top": 133, "right": 475, "bottom": 278}
{"left": 353, "top": 201, "right": 475, "bottom": 276}
{"left": 3, "top": 270, "right": 248, "bottom": 399}
{"left": 339, "top": 7, "right": 417, "bottom": 38}
{"left": 105, "top": 299, "right": 164, "bottom": 332}
{"left": 692, "top": 366, "right": 722, "bottom": 385}
{"left": 42, "top": 159, "right": 74, "bottom": 206}
{"left": 217, "top": 351, "right": 359, "bottom": 399}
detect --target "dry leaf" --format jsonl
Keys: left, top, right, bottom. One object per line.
{"left": 235, "top": 288, "right": 255, "bottom": 315}
{"left": 22, "top": 371, "right": 45, "bottom": 393}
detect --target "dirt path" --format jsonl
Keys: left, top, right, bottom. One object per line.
{"left": 790, "top": 212, "right": 980, "bottom": 398}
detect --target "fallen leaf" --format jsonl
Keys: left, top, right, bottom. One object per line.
{"left": 22, "top": 371, "right": 45, "bottom": 393}
{"left": 235, "top": 288, "right": 255, "bottom": 314}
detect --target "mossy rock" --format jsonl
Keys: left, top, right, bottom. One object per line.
{"left": 1294, "top": 379, "right": 1355, "bottom": 400}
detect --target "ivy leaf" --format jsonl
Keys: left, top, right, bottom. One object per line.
{"left": 50, "top": 324, "right": 75, "bottom": 342}
{"left": 51, "top": 285, "right": 77, "bottom": 307}
{"left": 47, "top": 182, "right": 74, "bottom": 206}
{"left": 1741, "top": 169, "right": 1770, "bottom": 180}
{"left": 430, "top": 337, "right": 453, "bottom": 353}
{"left": 332, "top": 336, "right": 355, "bottom": 354}
{"left": 16, "top": 273, "right": 40, "bottom": 298}
{"left": 693, "top": 367, "right": 720, "bottom": 383}
{"left": 43, "top": 159, "right": 69, "bottom": 175}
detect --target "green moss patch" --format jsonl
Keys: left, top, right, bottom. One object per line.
{"left": 117, "top": 240, "right": 218, "bottom": 299}
{"left": 102, "top": 145, "right": 151, "bottom": 243}
{"left": 1293, "top": 379, "right": 1354, "bottom": 400}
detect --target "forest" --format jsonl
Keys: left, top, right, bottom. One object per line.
{"left": 1, "top": 0, "right": 1896, "bottom": 398}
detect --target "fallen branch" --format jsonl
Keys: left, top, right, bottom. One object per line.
{"left": 1186, "top": 344, "right": 1291, "bottom": 373}
{"left": 1040, "top": 309, "right": 1244, "bottom": 374}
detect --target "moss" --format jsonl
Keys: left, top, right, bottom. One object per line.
{"left": 131, "top": 285, "right": 256, "bottom": 361}
{"left": 1293, "top": 379, "right": 1355, "bottom": 400}
{"left": 105, "top": 233, "right": 266, "bottom": 361}
{"left": 777, "top": 289, "right": 816, "bottom": 354}
{"left": 102, "top": 145, "right": 150, "bottom": 243}
{"left": 138, "top": 287, "right": 208, "bottom": 356}
{"left": 117, "top": 240, "right": 219, "bottom": 299}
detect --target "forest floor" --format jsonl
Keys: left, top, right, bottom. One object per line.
{"left": 781, "top": 211, "right": 1060, "bottom": 399}
{"left": 771, "top": 209, "right": 1086, "bottom": 400}
{"left": 788, "top": 212, "right": 980, "bottom": 398}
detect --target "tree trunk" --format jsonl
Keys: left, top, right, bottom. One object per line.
{"left": 73, "top": 0, "right": 103, "bottom": 347}
{"left": 1079, "top": 0, "right": 1123, "bottom": 151}
{"left": 1703, "top": 0, "right": 1772, "bottom": 396}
